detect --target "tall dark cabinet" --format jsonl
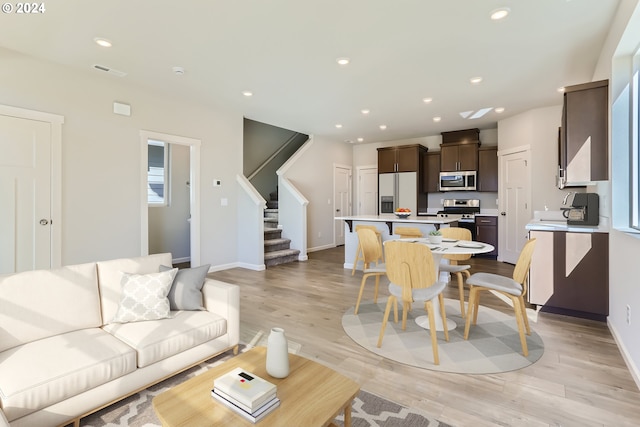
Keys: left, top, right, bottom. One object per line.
{"left": 478, "top": 146, "right": 498, "bottom": 192}
{"left": 440, "top": 128, "right": 480, "bottom": 172}
{"left": 559, "top": 79, "right": 608, "bottom": 188}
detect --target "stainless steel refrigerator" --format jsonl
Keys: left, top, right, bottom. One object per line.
{"left": 378, "top": 172, "right": 417, "bottom": 214}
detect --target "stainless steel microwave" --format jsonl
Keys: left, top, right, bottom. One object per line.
{"left": 439, "top": 171, "right": 477, "bottom": 191}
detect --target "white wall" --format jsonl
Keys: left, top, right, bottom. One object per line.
{"left": 284, "top": 135, "right": 353, "bottom": 250}
{"left": 594, "top": 0, "right": 640, "bottom": 386}
{"left": 0, "top": 47, "right": 242, "bottom": 268}
{"left": 497, "top": 105, "right": 571, "bottom": 213}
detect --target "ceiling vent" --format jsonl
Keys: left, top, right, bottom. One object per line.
{"left": 93, "top": 64, "right": 127, "bottom": 77}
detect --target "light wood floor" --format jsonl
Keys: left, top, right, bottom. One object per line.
{"left": 209, "top": 247, "right": 640, "bottom": 426}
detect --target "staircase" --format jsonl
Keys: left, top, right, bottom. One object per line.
{"left": 264, "top": 189, "right": 300, "bottom": 267}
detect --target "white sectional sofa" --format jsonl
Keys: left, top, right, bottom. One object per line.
{"left": 0, "top": 253, "right": 240, "bottom": 427}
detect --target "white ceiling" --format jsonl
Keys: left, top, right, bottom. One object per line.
{"left": 0, "top": 0, "right": 621, "bottom": 143}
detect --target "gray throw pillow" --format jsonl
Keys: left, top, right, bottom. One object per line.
{"left": 160, "top": 264, "right": 210, "bottom": 311}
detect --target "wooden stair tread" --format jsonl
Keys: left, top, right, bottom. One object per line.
{"left": 264, "top": 248, "right": 300, "bottom": 260}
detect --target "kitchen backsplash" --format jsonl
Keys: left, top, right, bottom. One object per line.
{"left": 427, "top": 191, "right": 498, "bottom": 213}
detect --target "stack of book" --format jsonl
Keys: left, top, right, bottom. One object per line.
{"left": 211, "top": 367, "right": 280, "bottom": 423}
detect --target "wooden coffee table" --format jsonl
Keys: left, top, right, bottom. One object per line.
{"left": 153, "top": 346, "right": 360, "bottom": 427}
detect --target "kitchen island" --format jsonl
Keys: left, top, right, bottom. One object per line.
{"left": 335, "top": 214, "right": 458, "bottom": 271}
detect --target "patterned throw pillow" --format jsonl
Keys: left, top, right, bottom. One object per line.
{"left": 111, "top": 268, "right": 178, "bottom": 323}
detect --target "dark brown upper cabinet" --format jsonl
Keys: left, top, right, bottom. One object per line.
{"left": 440, "top": 128, "right": 480, "bottom": 172}
{"left": 377, "top": 144, "right": 425, "bottom": 173}
{"left": 559, "top": 79, "right": 608, "bottom": 188}
{"left": 478, "top": 146, "right": 498, "bottom": 192}
{"left": 422, "top": 151, "right": 441, "bottom": 193}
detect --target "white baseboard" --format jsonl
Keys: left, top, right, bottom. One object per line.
{"left": 172, "top": 256, "right": 190, "bottom": 264}
{"left": 608, "top": 319, "right": 640, "bottom": 390}
{"left": 307, "top": 243, "right": 336, "bottom": 253}
{"left": 207, "top": 262, "right": 265, "bottom": 272}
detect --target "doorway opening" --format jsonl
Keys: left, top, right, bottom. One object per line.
{"left": 140, "top": 130, "right": 201, "bottom": 267}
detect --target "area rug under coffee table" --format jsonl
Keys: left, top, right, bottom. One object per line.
{"left": 80, "top": 346, "right": 449, "bottom": 427}
{"left": 343, "top": 298, "right": 544, "bottom": 374}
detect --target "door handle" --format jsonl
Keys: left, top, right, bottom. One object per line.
{"left": 500, "top": 212, "right": 506, "bottom": 216}
{"left": 39, "top": 219, "right": 49, "bottom": 225}
{"left": 336, "top": 209, "right": 340, "bottom": 212}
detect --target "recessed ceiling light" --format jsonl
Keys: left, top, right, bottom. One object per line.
{"left": 379, "top": 125, "right": 387, "bottom": 130}
{"left": 557, "top": 87, "right": 566, "bottom": 93}
{"left": 361, "top": 109, "right": 370, "bottom": 115}
{"left": 335, "top": 124, "right": 343, "bottom": 129}
{"left": 490, "top": 7, "right": 510, "bottom": 20}
{"left": 94, "top": 38, "right": 112, "bottom": 48}
{"left": 357, "top": 137, "right": 364, "bottom": 142}
{"left": 433, "top": 117, "right": 442, "bottom": 122}
{"left": 494, "top": 107, "right": 505, "bottom": 113}
{"left": 336, "top": 57, "right": 350, "bottom": 66}
{"left": 423, "top": 97, "right": 433, "bottom": 104}
{"left": 470, "top": 77, "right": 483, "bottom": 85}
{"left": 242, "top": 91, "right": 253, "bottom": 97}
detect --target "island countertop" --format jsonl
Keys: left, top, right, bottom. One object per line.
{"left": 334, "top": 214, "right": 458, "bottom": 225}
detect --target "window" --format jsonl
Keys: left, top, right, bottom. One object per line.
{"left": 148, "top": 140, "right": 169, "bottom": 206}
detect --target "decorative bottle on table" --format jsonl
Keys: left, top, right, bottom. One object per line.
{"left": 266, "top": 327, "right": 289, "bottom": 378}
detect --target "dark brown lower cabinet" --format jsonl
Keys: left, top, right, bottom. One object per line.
{"left": 475, "top": 216, "right": 497, "bottom": 257}
{"left": 528, "top": 230, "right": 609, "bottom": 321}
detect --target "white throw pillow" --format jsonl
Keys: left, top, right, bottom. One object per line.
{"left": 111, "top": 268, "right": 178, "bottom": 323}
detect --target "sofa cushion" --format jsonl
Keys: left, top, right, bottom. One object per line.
{"left": 0, "top": 262, "right": 101, "bottom": 353}
{"left": 97, "top": 253, "right": 173, "bottom": 325}
{"left": 102, "top": 310, "right": 227, "bottom": 368}
{"left": 160, "top": 264, "right": 210, "bottom": 311}
{"left": 111, "top": 269, "right": 178, "bottom": 323}
{"left": 0, "top": 328, "right": 136, "bottom": 422}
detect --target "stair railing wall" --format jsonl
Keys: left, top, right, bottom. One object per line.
{"left": 236, "top": 174, "right": 267, "bottom": 270}
{"left": 276, "top": 175, "right": 309, "bottom": 261}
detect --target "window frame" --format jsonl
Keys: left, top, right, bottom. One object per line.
{"left": 147, "top": 139, "right": 170, "bottom": 207}
{"left": 632, "top": 54, "right": 640, "bottom": 230}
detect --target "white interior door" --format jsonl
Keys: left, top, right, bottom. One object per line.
{"left": 0, "top": 115, "right": 52, "bottom": 274}
{"left": 357, "top": 166, "right": 378, "bottom": 215}
{"left": 334, "top": 165, "right": 352, "bottom": 245}
{"left": 499, "top": 148, "right": 531, "bottom": 263}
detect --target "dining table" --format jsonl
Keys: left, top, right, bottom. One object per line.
{"left": 395, "top": 237, "right": 495, "bottom": 332}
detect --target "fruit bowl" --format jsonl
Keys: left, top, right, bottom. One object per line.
{"left": 394, "top": 210, "right": 412, "bottom": 218}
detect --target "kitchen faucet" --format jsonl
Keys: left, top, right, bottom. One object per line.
{"left": 562, "top": 191, "right": 574, "bottom": 205}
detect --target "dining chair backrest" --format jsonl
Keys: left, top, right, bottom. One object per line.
{"left": 512, "top": 238, "right": 537, "bottom": 289}
{"left": 356, "top": 228, "right": 383, "bottom": 266}
{"left": 395, "top": 227, "right": 423, "bottom": 239}
{"left": 384, "top": 240, "right": 436, "bottom": 302}
{"left": 440, "top": 227, "right": 472, "bottom": 261}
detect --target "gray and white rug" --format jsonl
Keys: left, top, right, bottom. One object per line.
{"left": 79, "top": 346, "right": 449, "bottom": 427}
{"left": 343, "top": 298, "right": 544, "bottom": 374}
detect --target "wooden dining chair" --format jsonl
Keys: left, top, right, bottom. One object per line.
{"left": 353, "top": 228, "right": 387, "bottom": 314}
{"left": 463, "top": 238, "right": 537, "bottom": 356}
{"left": 394, "top": 227, "right": 423, "bottom": 239}
{"left": 351, "top": 225, "right": 384, "bottom": 276}
{"left": 439, "top": 227, "right": 473, "bottom": 317}
{"left": 377, "top": 240, "right": 449, "bottom": 365}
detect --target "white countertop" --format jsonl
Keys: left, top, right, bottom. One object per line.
{"left": 525, "top": 211, "right": 610, "bottom": 233}
{"left": 335, "top": 214, "right": 458, "bottom": 224}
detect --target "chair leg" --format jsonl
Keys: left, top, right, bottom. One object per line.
{"left": 425, "top": 300, "right": 439, "bottom": 365}
{"left": 464, "top": 287, "right": 477, "bottom": 340}
{"left": 511, "top": 295, "right": 529, "bottom": 357}
{"left": 455, "top": 272, "right": 466, "bottom": 318}
{"left": 472, "top": 289, "right": 480, "bottom": 325}
{"left": 401, "top": 301, "right": 412, "bottom": 330}
{"left": 393, "top": 298, "right": 399, "bottom": 323}
{"left": 351, "top": 245, "right": 363, "bottom": 276}
{"left": 377, "top": 296, "right": 396, "bottom": 347}
{"left": 354, "top": 273, "right": 370, "bottom": 315}
{"left": 519, "top": 296, "right": 531, "bottom": 335}
{"left": 373, "top": 275, "right": 380, "bottom": 303}
{"left": 438, "top": 293, "right": 449, "bottom": 342}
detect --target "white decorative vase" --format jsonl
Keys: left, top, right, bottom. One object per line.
{"left": 266, "top": 327, "right": 290, "bottom": 378}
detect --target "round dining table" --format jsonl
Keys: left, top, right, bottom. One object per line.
{"left": 396, "top": 237, "right": 495, "bottom": 331}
